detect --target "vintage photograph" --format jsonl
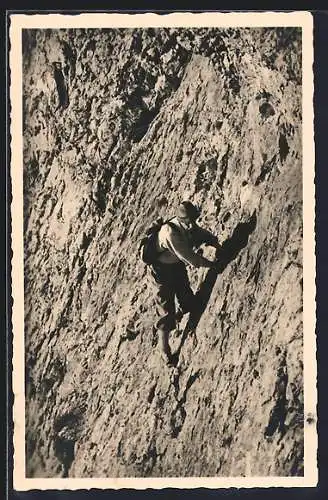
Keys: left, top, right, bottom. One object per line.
{"left": 10, "top": 12, "right": 316, "bottom": 489}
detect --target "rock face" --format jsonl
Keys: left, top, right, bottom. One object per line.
{"left": 22, "top": 27, "right": 303, "bottom": 478}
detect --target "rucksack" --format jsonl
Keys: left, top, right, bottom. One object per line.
{"left": 139, "top": 218, "right": 177, "bottom": 265}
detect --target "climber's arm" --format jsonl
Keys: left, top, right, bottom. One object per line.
{"left": 193, "top": 225, "right": 221, "bottom": 249}
{"left": 164, "top": 227, "right": 214, "bottom": 268}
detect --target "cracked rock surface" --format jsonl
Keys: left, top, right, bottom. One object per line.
{"left": 22, "top": 27, "right": 304, "bottom": 477}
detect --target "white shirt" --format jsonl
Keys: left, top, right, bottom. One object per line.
{"left": 156, "top": 217, "right": 217, "bottom": 267}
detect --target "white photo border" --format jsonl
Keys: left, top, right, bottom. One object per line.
{"left": 10, "top": 11, "right": 317, "bottom": 490}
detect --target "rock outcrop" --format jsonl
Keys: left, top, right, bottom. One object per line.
{"left": 22, "top": 27, "right": 303, "bottom": 478}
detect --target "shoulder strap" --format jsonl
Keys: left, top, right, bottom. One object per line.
{"left": 166, "top": 220, "right": 177, "bottom": 230}
{"left": 165, "top": 220, "right": 183, "bottom": 235}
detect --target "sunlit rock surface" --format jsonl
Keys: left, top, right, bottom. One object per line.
{"left": 22, "top": 27, "right": 303, "bottom": 478}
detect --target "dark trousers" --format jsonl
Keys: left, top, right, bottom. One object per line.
{"left": 151, "top": 262, "right": 195, "bottom": 332}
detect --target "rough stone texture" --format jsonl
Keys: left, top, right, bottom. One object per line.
{"left": 22, "top": 27, "right": 303, "bottom": 478}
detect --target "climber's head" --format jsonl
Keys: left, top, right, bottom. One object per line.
{"left": 177, "top": 201, "right": 201, "bottom": 227}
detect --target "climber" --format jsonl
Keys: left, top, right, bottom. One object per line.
{"left": 150, "top": 201, "right": 221, "bottom": 365}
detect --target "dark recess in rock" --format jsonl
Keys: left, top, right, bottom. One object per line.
{"left": 264, "top": 363, "right": 289, "bottom": 439}
{"left": 53, "top": 62, "right": 69, "bottom": 110}
{"left": 279, "top": 133, "right": 290, "bottom": 163}
{"left": 147, "top": 384, "right": 156, "bottom": 404}
{"left": 218, "top": 147, "right": 230, "bottom": 189}
{"left": 54, "top": 437, "right": 75, "bottom": 477}
{"left": 259, "top": 102, "right": 275, "bottom": 118}
{"left": 131, "top": 107, "right": 160, "bottom": 142}
{"left": 61, "top": 40, "right": 76, "bottom": 80}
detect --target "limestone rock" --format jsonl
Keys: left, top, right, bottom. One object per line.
{"left": 23, "top": 27, "right": 303, "bottom": 478}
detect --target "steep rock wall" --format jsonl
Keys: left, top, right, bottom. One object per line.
{"left": 22, "top": 27, "right": 303, "bottom": 478}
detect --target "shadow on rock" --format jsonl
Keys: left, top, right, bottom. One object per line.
{"left": 174, "top": 211, "right": 257, "bottom": 361}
